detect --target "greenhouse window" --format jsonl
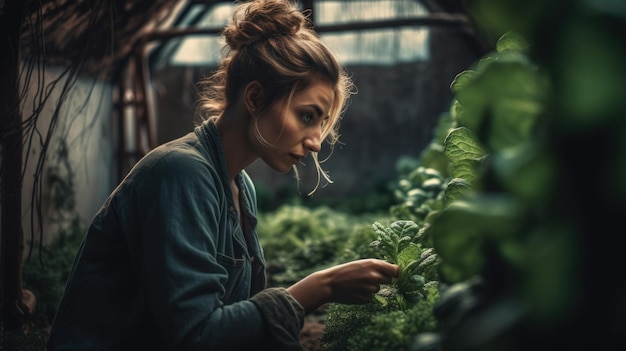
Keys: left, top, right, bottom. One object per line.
{"left": 165, "top": 0, "right": 429, "bottom": 66}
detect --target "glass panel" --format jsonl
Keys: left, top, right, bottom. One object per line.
{"left": 169, "top": 0, "right": 429, "bottom": 66}
{"left": 315, "top": 0, "right": 428, "bottom": 24}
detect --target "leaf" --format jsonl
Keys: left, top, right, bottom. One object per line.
{"left": 406, "top": 188, "right": 429, "bottom": 202}
{"left": 419, "top": 254, "right": 437, "bottom": 268}
{"left": 492, "top": 141, "right": 557, "bottom": 204}
{"left": 450, "top": 159, "right": 482, "bottom": 186}
{"left": 422, "top": 178, "right": 443, "bottom": 191}
{"left": 420, "top": 248, "right": 434, "bottom": 259}
{"left": 431, "top": 196, "right": 522, "bottom": 282}
{"left": 443, "top": 127, "right": 487, "bottom": 185}
{"left": 450, "top": 70, "right": 476, "bottom": 97}
{"left": 454, "top": 56, "right": 547, "bottom": 151}
{"left": 444, "top": 127, "right": 487, "bottom": 163}
{"left": 450, "top": 99, "right": 464, "bottom": 123}
{"left": 389, "top": 220, "right": 420, "bottom": 239}
{"left": 372, "top": 222, "right": 386, "bottom": 237}
{"left": 443, "top": 178, "right": 473, "bottom": 206}
{"left": 397, "top": 236, "right": 413, "bottom": 252}
{"left": 397, "top": 244, "right": 421, "bottom": 269}
{"left": 496, "top": 31, "right": 530, "bottom": 54}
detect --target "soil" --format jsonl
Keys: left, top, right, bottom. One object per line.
{"left": 299, "top": 304, "right": 328, "bottom": 351}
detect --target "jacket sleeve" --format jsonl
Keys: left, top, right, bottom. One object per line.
{"left": 251, "top": 288, "right": 306, "bottom": 350}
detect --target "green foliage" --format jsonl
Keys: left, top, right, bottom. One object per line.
{"left": 443, "top": 127, "right": 486, "bottom": 188}
{"left": 337, "top": 219, "right": 389, "bottom": 262}
{"left": 410, "top": 1, "right": 626, "bottom": 348}
{"left": 22, "top": 218, "right": 84, "bottom": 329}
{"left": 2, "top": 215, "right": 84, "bottom": 350}
{"left": 452, "top": 57, "right": 547, "bottom": 153}
{"left": 306, "top": 188, "right": 396, "bottom": 215}
{"left": 5, "top": 137, "right": 86, "bottom": 346}
{"left": 431, "top": 196, "right": 524, "bottom": 283}
{"left": 255, "top": 178, "right": 395, "bottom": 214}
{"left": 322, "top": 285, "right": 439, "bottom": 351}
{"left": 257, "top": 205, "right": 389, "bottom": 287}
{"left": 370, "top": 221, "right": 419, "bottom": 263}
{"left": 0, "top": 329, "right": 47, "bottom": 351}
{"left": 433, "top": 30, "right": 550, "bottom": 284}
{"left": 322, "top": 221, "right": 440, "bottom": 350}
{"left": 319, "top": 103, "right": 455, "bottom": 350}
{"left": 369, "top": 221, "right": 439, "bottom": 306}
{"left": 322, "top": 301, "right": 384, "bottom": 351}
{"left": 389, "top": 166, "right": 446, "bottom": 225}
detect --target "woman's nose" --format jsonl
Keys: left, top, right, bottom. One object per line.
{"left": 303, "top": 131, "right": 321, "bottom": 153}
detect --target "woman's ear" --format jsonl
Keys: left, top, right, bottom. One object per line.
{"left": 244, "top": 81, "right": 263, "bottom": 115}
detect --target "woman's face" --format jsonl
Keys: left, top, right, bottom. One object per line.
{"left": 251, "top": 78, "right": 335, "bottom": 173}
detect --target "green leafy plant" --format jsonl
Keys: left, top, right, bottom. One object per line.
{"left": 321, "top": 220, "right": 440, "bottom": 351}
{"left": 389, "top": 167, "right": 446, "bottom": 225}
{"left": 369, "top": 221, "right": 439, "bottom": 306}
{"left": 21, "top": 221, "right": 84, "bottom": 330}
{"left": 322, "top": 287, "right": 438, "bottom": 351}
{"left": 257, "top": 205, "right": 388, "bottom": 287}
{"left": 410, "top": 1, "right": 626, "bottom": 348}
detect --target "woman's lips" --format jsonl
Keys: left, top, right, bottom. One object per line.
{"left": 290, "top": 153, "right": 304, "bottom": 164}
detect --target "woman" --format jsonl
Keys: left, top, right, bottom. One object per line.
{"left": 47, "top": 0, "right": 398, "bottom": 350}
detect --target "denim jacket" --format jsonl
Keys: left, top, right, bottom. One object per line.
{"left": 47, "top": 120, "right": 304, "bottom": 351}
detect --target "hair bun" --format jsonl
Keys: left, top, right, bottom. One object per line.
{"left": 223, "top": 0, "right": 309, "bottom": 51}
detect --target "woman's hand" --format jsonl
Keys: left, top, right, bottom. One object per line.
{"left": 287, "top": 259, "right": 399, "bottom": 314}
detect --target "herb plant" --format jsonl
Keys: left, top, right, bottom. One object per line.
{"left": 322, "top": 220, "right": 440, "bottom": 351}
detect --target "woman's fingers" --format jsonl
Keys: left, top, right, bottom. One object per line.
{"left": 365, "top": 259, "right": 399, "bottom": 282}
{"left": 373, "top": 259, "right": 400, "bottom": 279}
{"left": 327, "top": 259, "right": 400, "bottom": 303}
{"left": 288, "top": 259, "right": 399, "bottom": 312}
{"left": 355, "top": 284, "right": 383, "bottom": 304}
{"left": 289, "top": 258, "right": 400, "bottom": 309}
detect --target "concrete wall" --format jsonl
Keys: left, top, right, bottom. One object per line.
{"left": 18, "top": 66, "right": 114, "bottom": 245}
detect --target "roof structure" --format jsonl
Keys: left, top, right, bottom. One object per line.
{"left": 19, "top": 0, "right": 483, "bottom": 79}
{"left": 19, "top": 0, "right": 186, "bottom": 78}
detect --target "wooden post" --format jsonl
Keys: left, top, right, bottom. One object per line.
{"left": 0, "top": 0, "right": 28, "bottom": 331}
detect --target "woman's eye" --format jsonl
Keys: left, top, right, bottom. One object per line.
{"left": 301, "top": 113, "right": 314, "bottom": 124}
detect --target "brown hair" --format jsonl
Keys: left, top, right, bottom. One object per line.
{"left": 197, "top": 0, "right": 355, "bottom": 193}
